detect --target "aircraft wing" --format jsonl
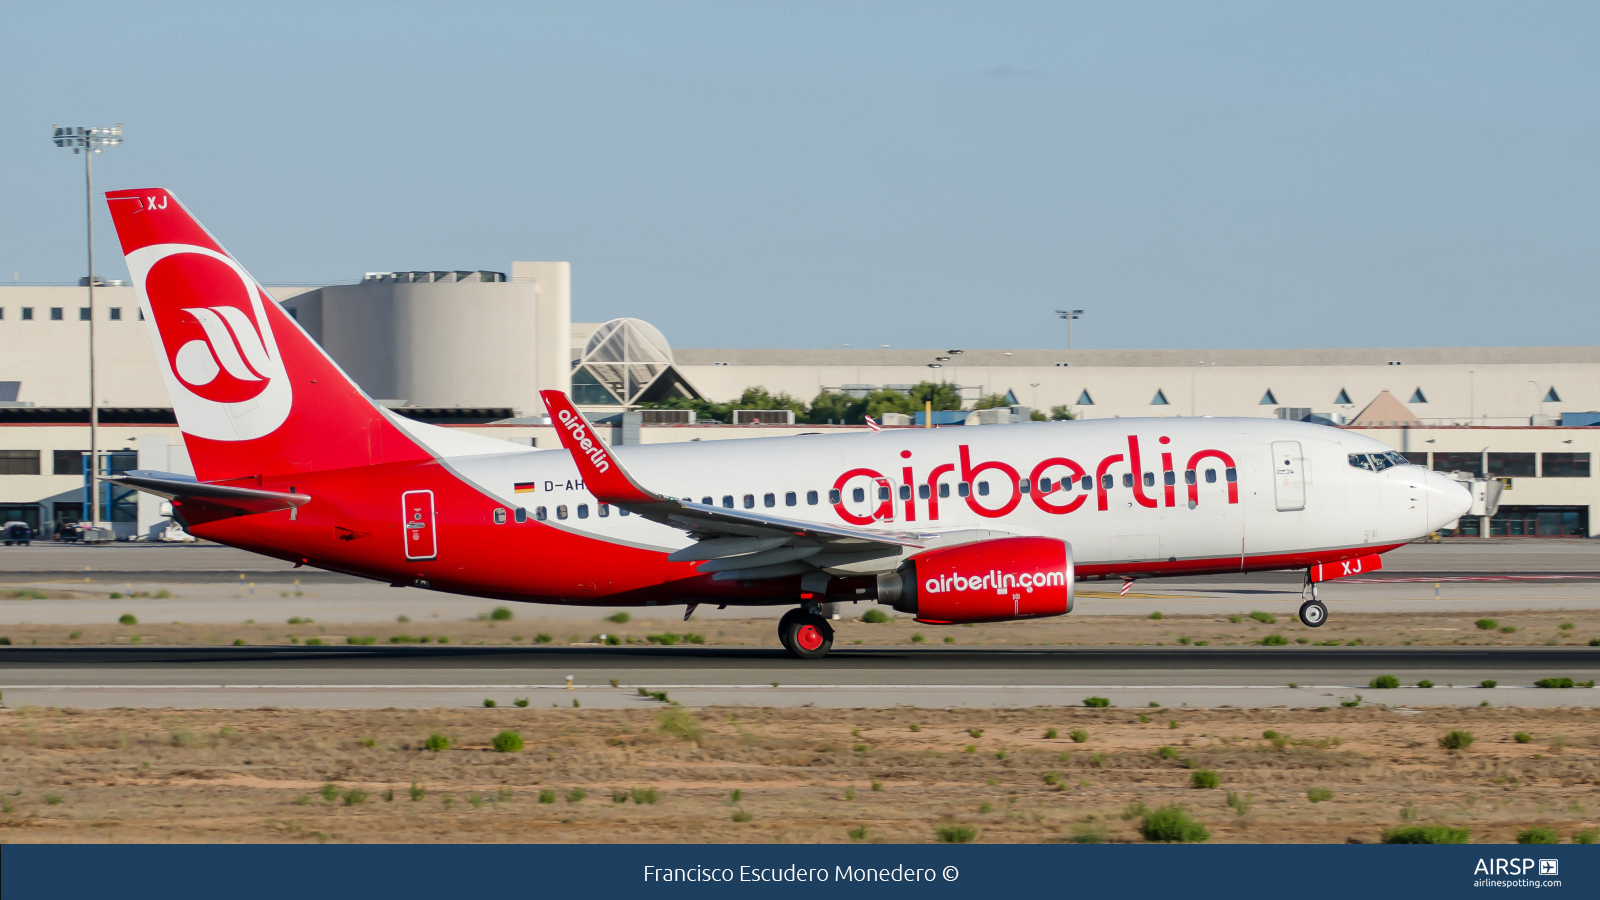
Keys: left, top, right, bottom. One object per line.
{"left": 539, "top": 391, "right": 926, "bottom": 581}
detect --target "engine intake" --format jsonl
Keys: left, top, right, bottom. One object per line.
{"left": 875, "top": 536, "right": 1074, "bottom": 624}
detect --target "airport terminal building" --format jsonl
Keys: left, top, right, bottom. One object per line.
{"left": 2, "top": 267, "right": 1597, "bottom": 539}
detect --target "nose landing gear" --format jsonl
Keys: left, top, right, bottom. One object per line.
{"left": 1298, "top": 577, "right": 1327, "bottom": 628}
{"left": 778, "top": 606, "right": 835, "bottom": 659}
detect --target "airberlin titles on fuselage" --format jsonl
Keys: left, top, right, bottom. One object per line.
{"left": 828, "top": 434, "right": 1238, "bottom": 525}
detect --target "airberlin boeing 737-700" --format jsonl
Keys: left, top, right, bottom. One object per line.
{"left": 103, "top": 188, "right": 1472, "bottom": 658}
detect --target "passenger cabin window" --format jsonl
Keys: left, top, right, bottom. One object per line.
{"left": 577, "top": 504, "right": 589, "bottom": 519}
{"left": 939, "top": 483, "right": 950, "bottom": 498}
{"left": 918, "top": 484, "right": 930, "bottom": 499}
{"left": 977, "top": 482, "right": 989, "bottom": 496}
{"left": 619, "top": 508, "right": 630, "bottom": 516}
{"left": 722, "top": 495, "right": 734, "bottom": 508}
{"left": 1143, "top": 472, "right": 1155, "bottom": 487}
{"left": 1121, "top": 473, "right": 1133, "bottom": 488}
{"left": 852, "top": 487, "right": 865, "bottom": 503}
{"left": 598, "top": 503, "right": 610, "bottom": 517}
{"left": 1040, "top": 477, "right": 1053, "bottom": 492}
{"left": 1225, "top": 468, "right": 1237, "bottom": 482}
{"left": 1080, "top": 475, "right": 1092, "bottom": 490}
{"left": 828, "top": 489, "right": 841, "bottom": 504}
{"left": 1019, "top": 478, "right": 1030, "bottom": 494}
{"left": 512, "top": 507, "right": 525, "bottom": 523}
{"left": 1101, "top": 474, "right": 1114, "bottom": 489}
{"left": 763, "top": 493, "right": 775, "bottom": 508}
{"left": 958, "top": 482, "right": 970, "bottom": 497}
{"left": 556, "top": 505, "right": 569, "bottom": 519}
{"left": 877, "top": 486, "right": 890, "bottom": 501}
{"left": 494, "top": 508, "right": 507, "bottom": 524}
{"left": 1163, "top": 471, "right": 1175, "bottom": 485}
{"left": 701, "top": 496, "right": 713, "bottom": 505}
{"left": 1184, "top": 470, "right": 1196, "bottom": 485}
{"left": 536, "top": 507, "right": 548, "bottom": 521}
{"left": 1205, "top": 469, "right": 1217, "bottom": 483}
{"left": 743, "top": 494, "right": 754, "bottom": 509}
{"left": 807, "top": 490, "right": 819, "bottom": 505}
{"left": 898, "top": 485, "right": 910, "bottom": 500}
{"left": 784, "top": 491, "right": 796, "bottom": 506}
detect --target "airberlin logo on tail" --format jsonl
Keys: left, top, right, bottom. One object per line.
{"left": 173, "top": 305, "right": 274, "bottom": 399}
{"left": 925, "top": 569, "right": 1067, "bottom": 596}
{"left": 126, "top": 241, "right": 293, "bottom": 442}
{"left": 555, "top": 409, "right": 613, "bottom": 473}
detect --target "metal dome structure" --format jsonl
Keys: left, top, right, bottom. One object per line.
{"left": 571, "top": 317, "right": 702, "bottom": 407}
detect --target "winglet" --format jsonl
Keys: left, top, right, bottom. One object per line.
{"left": 540, "top": 391, "right": 659, "bottom": 505}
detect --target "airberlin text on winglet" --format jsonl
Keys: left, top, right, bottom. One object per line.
{"left": 555, "top": 408, "right": 612, "bottom": 474}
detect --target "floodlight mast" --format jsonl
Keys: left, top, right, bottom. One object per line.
{"left": 1054, "top": 309, "right": 1084, "bottom": 350}
{"left": 52, "top": 124, "right": 123, "bottom": 532}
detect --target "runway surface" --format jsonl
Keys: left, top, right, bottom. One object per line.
{"left": 2, "top": 645, "right": 1594, "bottom": 710}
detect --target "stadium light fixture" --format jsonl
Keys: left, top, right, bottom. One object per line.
{"left": 1054, "top": 309, "right": 1084, "bottom": 350}
{"left": 52, "top": 124, "right": 123, "bottom": 530}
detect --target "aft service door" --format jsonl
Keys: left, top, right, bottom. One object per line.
{"left": 402, "top": 490, "right": 437, "bottom": 560}
{"left": 1271, "top": 442, "right": 1306, "bottom": 511}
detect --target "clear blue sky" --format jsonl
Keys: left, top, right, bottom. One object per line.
{"left": 4, "top": 2, "right": 1596, "bottom": 350}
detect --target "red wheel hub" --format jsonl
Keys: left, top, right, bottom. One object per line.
{"left": 795, "top": 623, "right": 825, "bottom": 651}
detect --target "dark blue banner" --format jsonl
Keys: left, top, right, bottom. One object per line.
{"left": 2, "top": 844, "right": 1594, "bottom": 899}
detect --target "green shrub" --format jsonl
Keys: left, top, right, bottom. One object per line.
{"left": 1249, "top": 611, "right": 1276, "bottom": 624}
{"left": 409, "top": 781, "right": 425, "bottom": 801}
{"left": 659, "top": 707, "right": 703, "bottom": 743}
{"left": 1574, "top": 828, "right": 1598, "bottom": 844}
{"left": 1514, "top": 731, "right": 1532, "bottom": 743}
{"left": 968, "top": 728, "right": 983, "bottom": 738}
{"left": 862, "top": 608, "right": 889, "bottom": 624}
{"left": 1226, "top": 792, "right": 1253, "bottom": 815}
{"left": 45, "top": 794, "right": 62, "bottom": 805}
{"left": 612, "top": 790, "right": 629, "bottom": 803}
{"left": 513, "top": 698, "right": 529, "bottom": 708}
{"left": 424, "top": 732, "right": 451, "bottom": 752}
{"left": 1157, "top": 745, "right": 1180, "bottom": 760}
{"left": 1369, "top": 674, "right": 1399, "bottom": 689}
{"left": 1228, "top": 615, "right": 1242, "bottom": 624}
{"left": 1069, "top": 729, "right": 1089, "bottom": 743}
{"left": 1480, "top": 680, "right": 1497, "bottom": 689}
{"left": 1148, "top": 611, "right": 1164, "bottom": 620}
{"left": 320, "top": 782, "right": 339, "bottom": 801}
{"left": 1534, "top": 677, "right": 1574, "bottom": 689}
{"left": 1590, "top": 638, "right": 1600, "bottom": 647}
{"left": 483, "top": 698, "right": 497, "bottom": 708}
{"left": 848, "top": 824, "right": 869, "bottom": 841}
{"left": 538, "top": 790, "right": 556, "bottom": 804}
{"left": 1307, "top": 788, "right": 1334, "bottom": 803}
{"left": 935, "top": 824, "right": 977, "bottom": 844}
{"left": 232, "top": 638, "right": 245, "bottom": 646}
{"left": 631, "top": 787, "right": 658, "bottom": 804}
{"left": 731, "top": 808, "right": 753, "bottom": 822}
{"left": 1043, "top": 772, "right": 1060, "bottom": 786}
{"left": 1083, "top": 696, "right": 1110, "bottom": 708}
{"left": 1382, "top": 826, "right": 1469, "bottom": 844}
{"left": 1500, "top": 626, "right": 1516, "bottom": 634}
{"left": 491, "top": 606, "right": 513, "bottom": 621}
{"left": 1044, "top": 728, "right": 1058, "bottom": 739}
{"left": 346, "top": 635, "right": 376, "bottom": 645}
{"left": 1416, "top": 680, "right": 1434, "bottom": 689}
{"left": 1516, "top": 827, "right": 1559, "bottom": 844}
{"left": 1259, "top": 634, "right": 1289, "bottom": 646}
{"left": 1439, "top": 730, "right": 1475, "bottom": 750}
{"left": 1139, "top": 805, "right": 1209, "bottom": 842}
{"left": 532, "top": 633, "right": 552, "bottom": 644}
{"left": 1475, "top": 618, "right": 1498, "bottom": 631}
{"left": 1190, "top": 769, "right": 1220, "bottom": 789}
{"left": 303, "top": 637, "right": 323, "bottom": 646}
{"left": 382, "top": 789, "right": 394, "bottom": 802}
{"left": 605, "top": 612, "right": 631, "bottom": 624}
{"left": 118, "top": 613, "right": 137, "bottom": 625}
{"left": 342, "top": 788, "right": 367, "bottom": 806}
{"left": 492, "top": 730, "right": 524, "bottom": 753}
{"left": 911, "top": 633, "right": 925, "bottom": 643}
{"left": 1559, "top": 622, "right": 1574, "bottom": 631}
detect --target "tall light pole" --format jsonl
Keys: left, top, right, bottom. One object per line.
{"left": 1055, "top": 309, "right": 1083, "bottom": 350}
{"left": 53, "top": 124, "right": 123, "bottom": 530}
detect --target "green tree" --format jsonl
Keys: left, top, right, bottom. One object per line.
{"left": 1049, "top": 405, "right": 1077, "bottom": 421}
{"left": 907, "top": 381, "right": 964, "bottom": 411}
{"left": 973, "top": 393, "right": 1013, "bottom": 410}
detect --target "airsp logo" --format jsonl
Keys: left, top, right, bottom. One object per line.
{"left": 1539, "top": 859, "right": 1559, "bottom": 877}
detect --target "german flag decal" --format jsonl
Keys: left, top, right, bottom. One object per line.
{"left": 514, "top": 482, "right": 537, "bottom": 494}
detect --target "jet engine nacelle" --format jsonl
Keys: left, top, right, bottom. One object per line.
{"left": 875, "top": 536, "right": 1074, "bottom": 624}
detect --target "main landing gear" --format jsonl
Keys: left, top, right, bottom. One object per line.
{"left": 778, "top": 607, "right": 834, "bottom": 660}
{"left": 1298, "top": 578, "right": 1328, "bottom": 628}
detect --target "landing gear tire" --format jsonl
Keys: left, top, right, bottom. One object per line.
{"left": 778, "top": 609, "right": 834, "bottom": 660}
{"left": 1298, "top": 598, "right": 1328, "bottom": 628}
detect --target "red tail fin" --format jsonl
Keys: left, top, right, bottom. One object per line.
{"left": 105, "top": 188, "right": 429, "bottom": 482}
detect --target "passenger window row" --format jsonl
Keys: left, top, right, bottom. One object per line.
{"left": 494, "top": 503, "right": 631, "bottom": 523}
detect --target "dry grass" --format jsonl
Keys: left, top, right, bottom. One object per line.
{"left": 2, "top": 607, "right": 1598, "bottom": 649}
{"left": 0, "top": 705, "right": 1595, "bottom": 844}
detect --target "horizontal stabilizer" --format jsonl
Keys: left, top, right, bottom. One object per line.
{"left": 107, "top": 473, "right": 310, "bottom": 517}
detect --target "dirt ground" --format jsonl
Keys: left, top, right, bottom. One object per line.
{"left": 0, "top": 705, "right": 1595, "bottom": 844}
{"left": 2, "top": 590, "right": 1597, "bottom": 649}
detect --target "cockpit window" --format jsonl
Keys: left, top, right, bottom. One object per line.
{"left": 1348, "top": 453, "right": 1374, "bottom": 471}
{"left": 1385, "top": 451, "right": 1411, "bottom": 468}
{"left": 1370, "top": 453, "right": 1396, "bottom": 472}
